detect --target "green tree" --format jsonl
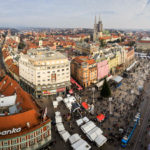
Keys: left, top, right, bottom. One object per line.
{"left": 18, "top": 42, "right": 25, "bottom": 49}
{"left": 101, "top": 78, "right": 111, "bottom": 98}
{"left": 100, "top": 39, "right": 106, "bottom": 48}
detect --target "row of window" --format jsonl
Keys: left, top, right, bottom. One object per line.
{"left": 0, "top": 125, "right": 50, "bottom": 149}
{"left": 37, "top": 68, "right": 69, "bottom": 74}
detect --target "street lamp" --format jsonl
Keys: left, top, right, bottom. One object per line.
{"left": 109, "top": 97, "right": 112, "bottom": 115}
{"left": 92, "top": 87, "right": 95, "bottom": 104}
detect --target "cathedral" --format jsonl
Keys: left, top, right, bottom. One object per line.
{"left": 93, "top": 16, "right": 103, "bottom": 41}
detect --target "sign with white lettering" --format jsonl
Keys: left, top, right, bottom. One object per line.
{"left": 0, "top": 127, "right": 21, "bottom": 136}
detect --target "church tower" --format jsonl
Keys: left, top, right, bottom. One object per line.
{"left": 93, "top": 16, "right": 97, "bottom": 41}
{"left": 93, "top": 16, "right": 103, "bottom": 41}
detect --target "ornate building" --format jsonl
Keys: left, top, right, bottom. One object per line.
{"left": 93, "top": 16, "right": 103, "bottom": 41}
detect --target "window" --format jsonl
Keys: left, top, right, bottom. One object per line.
{"left": 62, "top": 69, "right": 64, "bottom": 71}
{"left": 3, "top": 141, "right": 8, "bottom": 146}
{"left": 37, "top": 76, "right": 40, "bottom": 78}
{"left": 30, "top": 134, "right": 34, "bottom": 139}
{"left": 30, "top": 140, "right": 34, "bottom": 146}
{"left": 11, "top": 146, "right": 18, "bottom": 150}
{"left": 66, "top": 68, "right": 69, "bottom": 70}
{"left": 43, "top": 80, "right": 45, "bottom": 82}
{"left": 48, "top": 79, "right": 50, "bottom": 81}
{"left": 21, "top": 136, "right": 26, "bottom": 142}
{"left": 47, "top": 71, "right": 50, "bottom": 73}
{"left": 21, "top": 143, "right": 26, "bottom": 149}
{"left": 62, "top": 73, "right": 64, "bottom": 75}
{"left": 57, "top": 70, "right": 60, "bottom": 72}
{"left": 44, "top": 131, "right": 49, "bottom": 137}
{"left": 37, "top": 136, "right": 42, "bottom": 142}
{"left": 36, "top": 130, "right": 41, "bottom": 135}
{"left": 52, "top": 66, "right": 55, "bottom": 69}
{"left": 12, "top": 139, "right": 17, "bottom": 145}
{"left": 47, "top": 67, "right": 50, "bottom": 69}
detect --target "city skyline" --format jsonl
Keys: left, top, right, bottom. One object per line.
{"left": 0, "top": 0, "right": 150, "bottom": 29}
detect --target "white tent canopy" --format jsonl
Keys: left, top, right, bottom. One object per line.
{"left": 55, "top": 116, "right": 62, "bottom": 124}
{"left": 56, "top": 123, "right": 65, "bottom": 132}
{"left": 81, "top": 121, "right": 96, "bottom": 134}
{"left": 69, "top": 133, "right": 81, "bottom": 144}
{"left": 112, "top": 76, "right": 123, "bottom": 83}
{"left": 86, "top": 127, "right": 103, "bottom": 141}
{"left": 71, "top": 139, "right": 91, "bottom": 150}
{"left": 76, "top": 118, "right": 84, "bottom": 126}
{"left": 94, "top": 134, "right": 107, "bottom": 147}
{"left": 59, "top": 130, "right": 70, "bottom": 142}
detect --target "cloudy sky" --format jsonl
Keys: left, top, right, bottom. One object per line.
{"left": 0, "top": 0, "right": 150, "bottom": 29}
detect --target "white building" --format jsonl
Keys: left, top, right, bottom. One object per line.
{"left": 19, "top": 48, "right": 71, "bottom": 98}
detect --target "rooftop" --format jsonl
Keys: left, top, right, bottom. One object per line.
{"left": 0, "top": 75, "right": 50, "bottom": 138}
{"left": 25, "top": 47, "right": 67, "bottom": 61}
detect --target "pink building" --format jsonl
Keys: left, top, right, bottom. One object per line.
{"left": 97, "top": 60, "right": 109, "bottom": 80}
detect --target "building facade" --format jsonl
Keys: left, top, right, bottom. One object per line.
{"left": 76, "top": 42, "right": 99, "bottom": 55}
{"left": 19, "top": 48, "right": 71, "bottom": 98}
{"left": 136, "top": 37, "right": 150, "bottom": 52}
{"left": 97, "top": 60, "right": 109, "bottom": 80}
{"left": 71, "top": 56, "right": 97, "bottom": 87}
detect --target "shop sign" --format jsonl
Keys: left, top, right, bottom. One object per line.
{"left": 57, "top": 88, "right": 65, "bottom": 92}
{"left": 0, "top": 127, "right": 21, "bottom": 136}
{"left": 43, "top": 91, "right": 50, "bottom": 95}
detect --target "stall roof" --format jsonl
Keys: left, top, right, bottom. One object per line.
{"left": 69, "top": 133, "right": 81, "bottom": 144}
{"left": 94, "top": 134, "right": 107, "bottom": 147}
{"left": 59, "top": 130, "right": 70, "bottom": 142}
{"left": 86, "top": 127, "right": 103, "bottom": 141}
{"left": 81, "top": 121, "right": 96, "bottom": 134}
{"left": 112, "top": 76, "right": 123, "bottom": 83}
{"left": 82, "top": 102, "right": 89, "bottom": 110}
{"left": 71, "top": 139, "right": 91, "bottom": 150}
{"left": 97, "top": 114, "right": 105, "bottom": 122}
{"left": 56, "top": 123, "right": 65, "bottom": 132}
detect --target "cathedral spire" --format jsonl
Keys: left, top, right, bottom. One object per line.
{"left": 99, "top": 15, "right": 101, "bottom": 22}
{"left": 95, "top": 16, "right": 97, "bottom": 24}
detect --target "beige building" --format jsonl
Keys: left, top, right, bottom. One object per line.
{"left": 136, "top": 37, "right": 150, "bottom": 52}
{"left": 76, "top": 42, "right": 99, "bottom": 55}
{"left": 19, "top": 48, "right": 70, "bottom": 98}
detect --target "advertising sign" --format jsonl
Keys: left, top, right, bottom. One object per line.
{"left": 0, "top": 127, "right": 21, "bottom": 136}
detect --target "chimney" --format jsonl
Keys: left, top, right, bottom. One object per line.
{"left": 26, "top": 122, "right": 30, "bottom": 128}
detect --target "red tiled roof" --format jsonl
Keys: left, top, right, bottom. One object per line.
{"left": 0, "top": 75, "right": 47, "bottom": 135}
{"left": 74, "top": 56, "right": 96, "bottom": 65}
{"left": 138, "top": 40, "right": 150, "bottom": 43}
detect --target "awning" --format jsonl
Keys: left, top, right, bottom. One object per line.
{"left": 97, "top": 114, "right": 105, "bottom": 122}
{"left": 96, "top": 75, "right": 112, "bottom": 88}
{"left": 82, "top": 102, "right": 89, "bottom": 110}
{"left": 126, "top": 61, "right": 137, "bottom": 71}
{"left": 112, "top": 76, "right": 123, "bottom": 83}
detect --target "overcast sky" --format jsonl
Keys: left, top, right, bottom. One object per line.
{"left": 0, "top": 0, "right": 150, "bottom": 29}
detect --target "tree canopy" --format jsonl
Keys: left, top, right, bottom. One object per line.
{"left": 101, "top": 78, "right": 111, "bottom": 98}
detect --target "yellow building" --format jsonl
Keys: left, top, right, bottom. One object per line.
{"left": 107, "top": 55, "right": 118, "bottom": 74}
